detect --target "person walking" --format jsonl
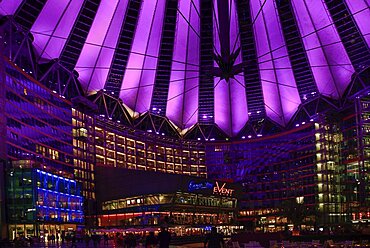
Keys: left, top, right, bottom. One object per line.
{"left": 158, "top": 227, "right": 171, "bottom": 248}
{"left": 124, "top": 233, "right": 136, "bottom": 248}
{"left": 71, "top": 233, "right": 77, "bottom": 248}
{"left": 204, "top": 227, "right": 224, "bottom": 248}
{"left": 145, "top": 232, "right": 158, "bottom": 248}
{"left": 103, "top": 232, "right": 109, "bottom": 246}
{"left": 92, "top": 233, "right": 100, "bottom": 248}
{"left": 61, "top": 231, "right": 65, "bottom": 244}
{"left": 50, "top": 233, "right": 55, "bottom": 244}
{"left": 84, "top": 233, "right": 91, "bottom": 248}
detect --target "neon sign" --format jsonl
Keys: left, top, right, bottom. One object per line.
{"left": 213, "top": 182, "right": 234, "bottom": 196}
{"left": 188, "top": 181, "right": 214, "bottom": 191}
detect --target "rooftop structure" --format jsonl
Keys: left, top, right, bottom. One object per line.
{"left": 1, "top": 0, "right": 369, "bottom": 139}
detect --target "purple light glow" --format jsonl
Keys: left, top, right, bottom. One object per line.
{"left": 345, "top": 0, "right": 370, "bottom": 49}
{"left": 166, "top": 0, "right": 199, "bottom": 129}
{"left": 75, "top": 0, "right": 128, "bottom": 94}
{"left": 119, "top": 0, "right": 166, "bottom": 113}
{"left": 214, "top": 0, "right": 248, "bottom": 136}
{"left": 32, "top": 0, "right": 84, "bottom": 62}
{"left": 3, "top": 0, "right": 368, "bottom": 136}
{"left": 0, "top": 0, "right": 22, "bottom": 15}
{"left": 251, "top": 0, "right": 300, "bottom": 126}
{"left": 291, "top": 0, "right": 354, "bottom": 99}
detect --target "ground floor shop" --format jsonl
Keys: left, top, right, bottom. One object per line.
{"left": 95, "top": 167, "right": 242, "bottom": 237}
{"left": 98, "top": 210, "right": 235, "bottom": 227}
{"left": 7, "top": 223, "right": 83, "bottom": 241}
{"left": 94, "top": 225, "right": 243, "bottom": 237}
{"left": 169, "top": 225, "right": 243, "bottom": 236}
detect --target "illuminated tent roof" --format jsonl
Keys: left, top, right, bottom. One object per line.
{"left": 1, "top": 0, "right": 370, "bottom": 137}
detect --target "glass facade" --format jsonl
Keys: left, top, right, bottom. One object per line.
{"left": 342, "top": 97, "right": 370, "bottom": 224}
{"left": 315, "top": 120, "right": 343, "bottom": 225}
{"left": 98, "top": 192, "right": 237, "bottom": 227}
{"left": 206, "top": 109, "right": 370, "bottom": 231}
{"left": 72, "top": 112, "right": 207, "bottom": 199}
{"left": 93, "top": 118, "right": 207, "bottom": 177}
{"left": 35, "top": 169, "right": 83, "bottom": 223}
{"left": 5, "top": 61, "right": 73, "bottom": 172}
{"left": 206, "top": 124, "right": 328, "bottom": 230}
{"left": 0, "top": 43, "right": 6, "bottom": 239}
{"left": 71, "top": 108, "right": 208, "bottom": 228}
{"left": 72, "top": 109, "right": 95, "bottom": 200}
{"left": 3, "top": 59, "right": 208, "bottom": 236}
{"left": 3, "top": 60, "right": 83, "bottom": 238}
{"left": 6, "top": 166, "right": 83, "bottom": 239}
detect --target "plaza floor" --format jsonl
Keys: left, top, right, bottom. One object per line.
{"left": 0, "top": 240, "right": 205, "bottom": 247}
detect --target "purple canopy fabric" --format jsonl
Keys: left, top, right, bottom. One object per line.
{"left": 1, "top": 0, "right": 367, "bottom": 136}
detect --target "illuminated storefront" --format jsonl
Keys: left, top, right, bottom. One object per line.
{"left": 100, "top": 192, "right": 236, "bottom": 225}
{"left": 95, "top": 167, "right": 241, "bottom": 235}
{"left": 6, "top": 164, "right": 83, "bottom": 240}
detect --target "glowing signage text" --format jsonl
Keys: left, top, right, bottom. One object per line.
{"left": 188, "top": 181, "right": 214, "bottom": 191}
{"left": 213, "top": 182, "right": 234, "bottom": 196}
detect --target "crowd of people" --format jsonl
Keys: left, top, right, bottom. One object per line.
{"left": 112, "top": 227, "right": 172, "bottom": 248}
{"left": 204, "top": 227, "right": 225, "bottom": 248}
{"left": 3, "top": 226, "right": 227, "bottom": 247}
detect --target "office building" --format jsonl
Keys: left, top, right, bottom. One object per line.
{"left": 6, "top": 162, "right": 83, "bottom": 240}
